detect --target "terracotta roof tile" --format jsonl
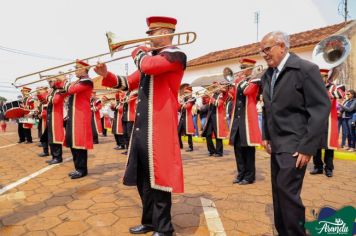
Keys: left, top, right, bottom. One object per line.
{"left": 188, "top": 21, "right": 352, "bottom": 67}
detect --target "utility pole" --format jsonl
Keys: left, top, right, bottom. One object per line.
{"left": 254, "top": 11, "right": 260, "bottom": 42}
{"left": 338, "top": 0, "right": 349, "bottom": 24}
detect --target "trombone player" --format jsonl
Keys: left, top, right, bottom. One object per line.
{"left": 59, "top": 60, "right": 94, "bottom": 179}
{"left": 95, "top": 16, "right": 187, "bottom": 236}
{"left": 228, "top": 59, "right": 262, "bottom": 185}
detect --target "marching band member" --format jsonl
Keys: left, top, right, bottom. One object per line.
{"left": 36, "top": 87, "right": 50, "bottom": 157}
{"left": 95, "top": 16, "right": 187, "bottom": 236}
{"left": 61, "top": 60, "right": 93, "bottom": 179}
{"left": 45, "top": 77, "right": 67, "bottom": 165}
{"left": 90, "top": 91, "right": 103, "bottom": 144}
{"left": 310, "top": 69, "right": 345, "bottom": 177}
{"left": 228, "top": 59, "right": 262, "bottom": 185}
{"left": 122, "top": 90, "right": 138, "bottom": 155}
{"left": 201, "top": 82, "right": 229, "bottom": 157}
{"left": 111, "top": 91, "right": 126, "bottom": 150}
{"left": 178, "top": 86, "right": 195, "bottom": 152}
{"left": 0, "top": 101, "right": 6, "bottom": 132}
{"left": 18, "top": 87, "right": 34, "bottom": 144}
{"left": 100, "top": 96, "right": 112, "bottom": 137}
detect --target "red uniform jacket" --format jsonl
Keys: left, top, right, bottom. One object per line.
{"left": 91, "top": 98, "right": 103, "bottom": 135}
{"left": 123, "top": 90, "right": 138, "bottom": 122}
{"left": 202, "top": 92, "right": 229, "bottom": 139}
{"left": 63, "top": 78, "right": 93, "bottom": 150}
{"left": 111, "top": 102, "right": 124, "bottom": 135}
{"left": 102, "top": 46, "right": 186, "bottom": 193}
{"left": 325, "top": 83, "right": 344, "bottom": 149}
{"left": 178, "top": 99, "right": 195, "bottom": 135}
{"left": 229, "top": 77, "right": 262, "bottom": 146}
{"left": 37, "top": 92, "right": 49, "bottom": 136}
{"left": 22, "top": 95, "right": 35, "bottom": 129}
{"left": 47, "top": 90, "right": 66, "bottom": 144}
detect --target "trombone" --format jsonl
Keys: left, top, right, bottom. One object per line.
{"left": 13, "top": 31, "right": 197, "bottom": 88}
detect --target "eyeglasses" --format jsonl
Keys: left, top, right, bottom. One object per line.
{"left": 259, "top": 43, "right": 280, "bottom": 55}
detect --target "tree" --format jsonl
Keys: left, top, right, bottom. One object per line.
{"left": 0, "top": 96, "right": 7, "bottom": 102}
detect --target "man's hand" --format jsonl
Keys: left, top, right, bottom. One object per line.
{"left": 293, "top": 152, "right": 311, "bottom": 169}
{"left": 262, "top": 140, "right": 271, "bottom": 154}
{"left": 94, "top": 62, "right": 108, "bottom": 77}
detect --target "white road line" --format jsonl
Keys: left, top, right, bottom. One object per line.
{"left": 0, "top": 157, "right": 72, "bottom": 195}
{"left": 200, "top": 197, "right": 227, "bottom": 236}
{"left": 0, "top": 143, "right": 18, "bottom": 149}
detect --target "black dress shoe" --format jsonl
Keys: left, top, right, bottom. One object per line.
{"left": 17, "top": 140, "right": 25, "bottom": 144}
{"left": 121, "top": 151, "right": 128, "bottom": 155}
{"left": 71, "top": 171, "right": 87, "bottom": 179}
{"left": 232, "top": 178, "right": 243, "bottom": 184}
{"left": 310, "top": 169, "right": 323, "bottom": 175}
{"left": 213, "top": 153, "right": 223, "bottom": 157}
{"left": 48, "top": 159, "right": 62, "bottom": 165}
{"left": 129, "top": 225, "right": 154, "bottom": 234}
{"left": 239, "top": 179, "right": 254, "bottom": 185}
{"left": 151, "top": 232, "right": 173, "bottom": 236}
{"left": 325, "top": 170, "right": 333, "bottom": 177}
{"left": 68, "top": 171, "right": 76, "bottom": 177}
{"left": 38, "top": 152, "right": 50, "bottom": 157}
{"left": 45, "top": 159, "right": 53, "bottom": 163}
{"left": 208, "top": 153, "right": 214, "bottom": 156}
{"left": 25, "top": 141, "right": 33, "bottom": 144}
{"left": 114, "top": 146, "right": 120, "bottom": 150}
{"left": 185, "top": 148, "right": 193, "bottom": 152}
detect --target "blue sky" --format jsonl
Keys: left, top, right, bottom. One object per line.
{"left": 0, "top": 0, "right": 354, "bottom": 100}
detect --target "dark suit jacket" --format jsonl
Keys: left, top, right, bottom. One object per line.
{"left": 261, "top": 53, "right": 330, "bottom": 156}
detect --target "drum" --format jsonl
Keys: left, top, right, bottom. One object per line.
{"left": 3, "top": 101, "right": 29, "bottom": 119}
{"left": 18, "top": 117, "right": 36, "bottom": 124}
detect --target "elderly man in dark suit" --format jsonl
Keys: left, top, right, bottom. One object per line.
{"left": 260, "top": 31, "right": 330, "bottom": 236}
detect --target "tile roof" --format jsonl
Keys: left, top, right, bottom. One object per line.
{"left": 188, "top": 21, "right": 352, "bottom": 67}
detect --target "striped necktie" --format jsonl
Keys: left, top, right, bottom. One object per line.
{"left": 270, "top": 68, "right": 279, "bottom": 97}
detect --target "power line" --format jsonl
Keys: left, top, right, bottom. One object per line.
{"left": 0, "top": 45, "right": 72, "bottom": 62}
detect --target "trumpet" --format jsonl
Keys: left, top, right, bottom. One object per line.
{"left": 13, "top": 31, "right": 197, "bottom": 88}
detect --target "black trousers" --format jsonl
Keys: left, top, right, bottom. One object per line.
{"left": 93, "top": 133, "right": 99, "bottom": 144}
{"left": 114, "top": 134, "right": 125, "bottom": 147}
{"left": 204, "top": 120, "right": 223, "bottom": 155}
{"left": 313, "top": 149, "right": 334, "bottom": 171}
{"left": 137, "top": 148, "right": 173, "bottom": 233}
{"left": 178, "top": 134, "right": 193, "bottom": 149}
{"left": 18, "top": 123, "right": 32, "bottom": 142}
{"left": 271, "top": 153, "right": 306, "bottom": 236}
{"left": 123, "top": 121, "right": 134, "bottom": 149}
{"left": 101, "top": 117, "right": 107, "bottom": 136}
{"left": 40, "top": 127, "right": 49, "bottom": 154}
{"left": 234, "top": 136, "right": 255, "bottom": 182}
{"left": 49, "top": 143, "right": 62, "bottom": 161}
{"left": 71, "top": 148, "right": 88, "bottom": 174}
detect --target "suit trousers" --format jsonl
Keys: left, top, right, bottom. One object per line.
{"left": 205, "top": 120, "right": 223, "bottom": 155}
{"left": 271, "top": 152, "right": 306, "bottom": 236}
{"left": 49, "top": 143, "right": 62, "bottom": 161}
{"left": 136, "top": 146, "right": 174, "bottom": 233}
{"left": 114, "top": 134, "right": 125, "bottom": 147}
{"left": 101, "top": 117, "right": 107, "bottom": 136}
{"left": 123, "top": 121, "right": 134, "bottom": 149}
{"left": 18, "top": 123, "right": 32, "bottom": 142}
{"left": 313, "top": 149, "right": 334, "bottom": 171}
{"left": 71, "top": 148, "right": 88, "bottom": 174}
{"left": 234, "top": 135, "right": 256, "bottom": 182}
{"left": 40, "top": 127, "right": 49, "bottom": 154}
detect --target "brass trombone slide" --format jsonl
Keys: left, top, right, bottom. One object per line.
{"left": 13, "top": 31, "right": 197, "bottom": 88}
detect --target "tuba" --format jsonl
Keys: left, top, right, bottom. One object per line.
{"left": 312, "top": 35, "right": 351, "bottom": 70}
